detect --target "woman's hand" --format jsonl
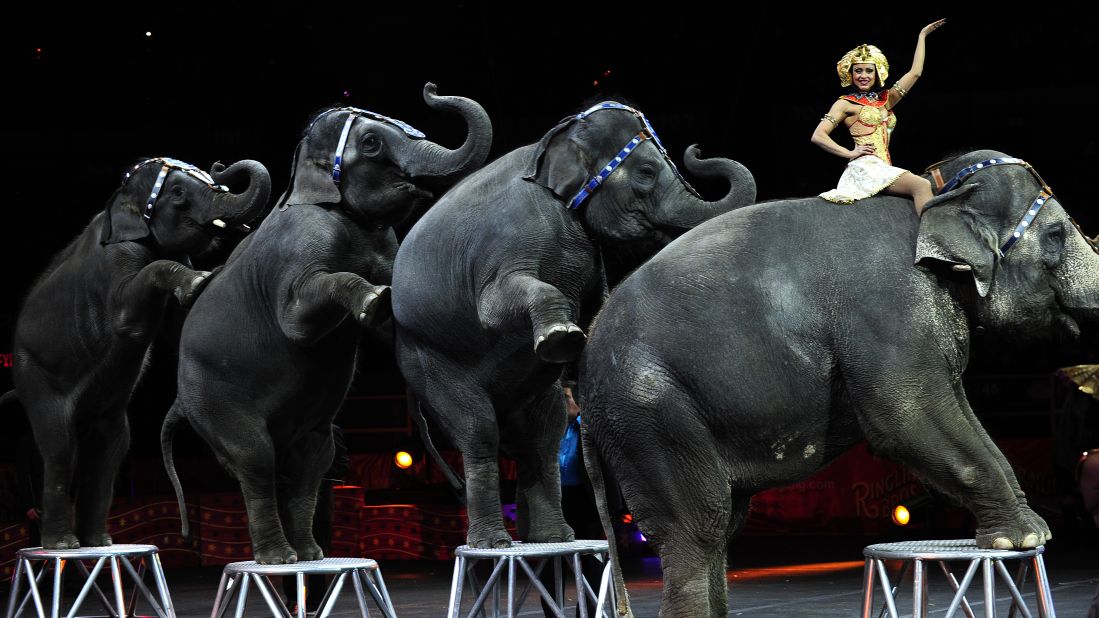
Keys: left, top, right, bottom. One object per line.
{"left": 920, "top": 18, "right": 946, "bottom": 38}
{"left": 849, "top": 144, "right": 876, "bottom": 159}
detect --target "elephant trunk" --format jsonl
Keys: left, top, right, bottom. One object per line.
{"left": 209, "top": 159, "right": 272, "bottom": 228}
{"left": 654, "top": 145, "right": 756, "bottom": 231}
{"left": 396, "top": 83, "right": 493, "bottom": 180}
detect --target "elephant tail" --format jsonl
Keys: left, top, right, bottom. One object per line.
{"left": 161, "top": 401, "right": 191, "bottom": 540}
{"left": 0, "top": 390, "right": 17, "bottom": 409}
{"left": 581, "top": 421, "right": 633, "bottom": 618}
{"left": 409, "top": 394, "right": 466, "bottom": 503}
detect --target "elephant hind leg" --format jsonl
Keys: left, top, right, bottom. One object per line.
{"left": 600, "top": 404, "right": 733, "bottom": 617}
{"left": 193, "top": 414, "right": 294, "bottom": 564}
{"left": 28, "top": 399, "right": 80, "bottom": 549}
{"left": 277, "top": 427, "right": 335, "bottom": 561}
{"left": 501, "top": 383, "right": 573, "bottom": 544}
{"left": 74, "top": 409, "right": 131, "bottom": 546}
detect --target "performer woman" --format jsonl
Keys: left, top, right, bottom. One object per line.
{"left": 811, "top": 19, "right": 946, "bottom": 214}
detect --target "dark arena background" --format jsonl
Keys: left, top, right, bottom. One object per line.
{"left": 2, "top": 6, "right": 1098, "bottom": 615}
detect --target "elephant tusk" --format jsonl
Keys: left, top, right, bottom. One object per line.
{"left": 952, "top": 264, "right": 973, "bottom": 272}
{"left": 211, "top": 219, "right": 227, "bottom": 228}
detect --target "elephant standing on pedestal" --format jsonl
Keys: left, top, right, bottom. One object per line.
{"left": 392, "top": 101, "right": 756, "bottom": 549}
{"left": 6, "top": 157, "right": 271, "bottom": 549}
{"left": 580, "top": 150, "right": 1092, "bottom": 617}
{"left": 161, "top": 85, "right": 492, "bottom": 564}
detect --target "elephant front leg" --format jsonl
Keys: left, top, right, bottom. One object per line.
{"left": 281, "top": 272, "right": 390, "bottom": 346}
{"left": 74, "top": 412, "right": 130, "bottom": 546}
{"left": 850, "top": 368, "right": 1046, "bottom": 549}
{"left": 955, "top": 386, "right": 1051, "bottom": 544}
{"left": 480, "top": 274, "right": 585, "bottom": 363}
{"left": 114, "top": 260, "right": 210, "bottom": 336}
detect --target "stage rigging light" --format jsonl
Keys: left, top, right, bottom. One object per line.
{"left": 145, "top": 31, "right": 152, "bottom": 37}
{"left": 394, "top": 450, "right": 413, "bottom": 469}
{"left": 892, "top": 505, "right": 910, "bottom": 526}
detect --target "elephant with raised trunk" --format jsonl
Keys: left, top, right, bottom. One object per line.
{"left": 580, "top": 150, "right": 1092, "bottom": 617}
{"left": 6, "top": 157, "right": 271, "bottom": 549}
{"left": 392, "top": 101, "right": 756, "bottom": 549}
{"left": 162, "top": 84, "right": 492, "bottom": 564}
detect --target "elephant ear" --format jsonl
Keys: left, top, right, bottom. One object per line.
{"left": 284, "top": 137, "right": 342, "bottom": 207}
{"left": 522, "top": 118, "right": 591, "bottom": 202}
{"left": 915, "top": 182, "right": 999, "bottom": 297}
{"left": 99, "top": 192, "right": 150, "bottom": 245}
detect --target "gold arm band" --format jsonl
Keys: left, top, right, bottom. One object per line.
{"left": 821, "top": 114, "right": 838, "bottom": 127}
{"left": 892, "top": 84, "right": 908, "bottom": 98}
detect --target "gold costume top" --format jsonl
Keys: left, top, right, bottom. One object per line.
{"left": 842, "top": 93, "right": 896, "bottom": 165}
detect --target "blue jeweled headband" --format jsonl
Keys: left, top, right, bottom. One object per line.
{"left": 310, "top": 107, "right": 426, "bottom": 186}
{"left": 567, "top": 102, "right": 699, "bottom": 210}
{"left": 122, "top": 157, "right": 228, "bottom": 221}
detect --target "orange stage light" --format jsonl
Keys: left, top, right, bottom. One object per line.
{"left": 394, "top": 451, "right": 413, "bottom": 469}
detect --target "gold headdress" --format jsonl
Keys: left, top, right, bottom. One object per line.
{"left": 837, "top": 44, "right": 889, "bottom": 88}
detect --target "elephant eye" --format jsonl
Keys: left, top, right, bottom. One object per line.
{"left": 360, "top": 132, "right": 382, "bottom": 156}
{"left": 635, "top": 164, "right": 657, "bottom": 184}
{"left": 170, "top": 185, "right": 185, "bottom": 199}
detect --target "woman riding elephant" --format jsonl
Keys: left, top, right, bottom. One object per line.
{"left": 811, "top": 19, "right": 945, "bottom": 214}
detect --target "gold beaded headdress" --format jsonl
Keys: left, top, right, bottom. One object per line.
{"left": 836, "top": 44, "right": 889, "bottom": 88}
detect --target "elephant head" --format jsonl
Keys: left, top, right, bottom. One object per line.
{"left": 916, "top": 149, "right": 1099, "bottom": 340}
{"left": 282, "top": 83, "right": 493, "bottom": 226}
{"left": 101, "top": 157, "right": 272, "bottom": 258}
{"left": 524, "top": 101, "right": 755, "bottom": 264}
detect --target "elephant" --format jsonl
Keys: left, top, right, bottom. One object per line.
{"left": 579, "top": 149, "right": 1094, "bottom": 617}
{"left": 161, "top": 84, "right": 492, "bottom": 564}
{"left": 391, "top": 101, "right": 756, "bottom": 549}
{"left": 5, "top": 157, "right": 271, "bottom": 549}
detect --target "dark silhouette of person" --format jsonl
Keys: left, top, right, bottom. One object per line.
{"left": 540, "top": 381, "right": 604, "bottom": 617}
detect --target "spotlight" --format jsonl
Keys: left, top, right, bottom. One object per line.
{"left": 621, "top": 513, "right": 633, "bottom": 524}
{"left": 145, "top": 31, "right": 152, "bottom": 37}
{"left": 892, "top": 505, "right": 910, "bottom": 526}
{"left": 394, "top": 451, "right": 413, "bottom": 469}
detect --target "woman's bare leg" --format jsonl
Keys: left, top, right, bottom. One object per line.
{"left": 884, "top": 171, "right": 934, "bottom": 215}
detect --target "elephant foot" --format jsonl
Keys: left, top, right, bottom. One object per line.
{"left": 1019, "top": 504, "right": 1052, "bottom": 544}
{"left": 357, "top": 285, "right": 392, "bottom": 327}
{"left": 467, "top": 525, "right": 513, "bottom": 549}
{"left": 41, "top": 533, "right": 81, "bottom": 550}
{"left": 534, "top": 323, "right": 586, "bottom": 363}
{"left": 525, "top": 521, "right": 576, "bottom": 544}
{"left": 293, "top": 541, "right": 325, "bottom": 562}
{"left": 78, "top": 532, "right": 113, "bottom": 547}
{"left": 253, "top": 545, "right": 298, "bottom": 565}
{"left": 175, "top": 271, "right": 212, "bottom": 307}
{"left": 976, "top": 509, "right": 1050, "bottom": 549}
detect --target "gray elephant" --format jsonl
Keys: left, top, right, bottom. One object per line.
{"left": 580, "top": 149, "right": 1089, "bottom": 617}
{"left": 3, "top": 157, "right": 270, "bottom": 549}
{"left": 161, "top": 84, "right": 492, "bottom": 564}
{"left": 392, "top": 101, "right": 756, "bottom": 549}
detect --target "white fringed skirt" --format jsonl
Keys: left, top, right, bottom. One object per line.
{"left": 819, "top": 155, "right": 907, "bottom": 204}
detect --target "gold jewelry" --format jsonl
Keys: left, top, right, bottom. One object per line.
{"left": 836, "top": 43, "right": 890, "bottom": 88}
{"left": 821, "top": 114, "right": 838, "bottom": 127}
{"left": 892, "top": 84, "right": 908, "bottom": 98}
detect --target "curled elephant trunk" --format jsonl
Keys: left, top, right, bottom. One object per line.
{"left": 396, "top": 83, "right": 493, "bottom": 180}
{"left": 656, "top": 145, "right": 757, "bottom": 231}
{"left": 209, "top": 160, "right": 272, "bottom": 227}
